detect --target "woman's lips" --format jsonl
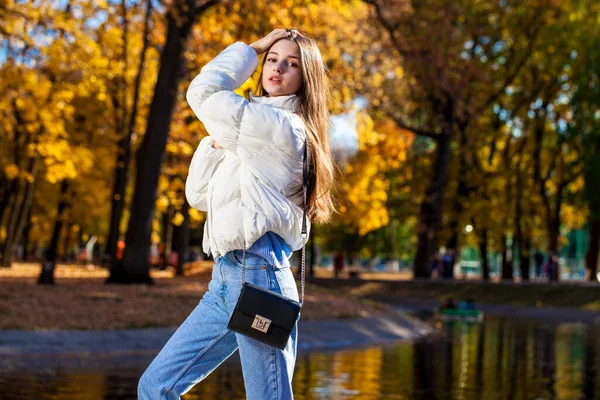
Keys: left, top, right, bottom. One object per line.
{"left": 269, "top": 76, "right": 282, "bottom": 85}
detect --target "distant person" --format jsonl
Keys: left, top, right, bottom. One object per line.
{"left": 430, "top": 251, "right": 442, "bottom": 278}
{"left": 547, "top": 253, "right": 559, "bottom": 281}
{"left": 534, "top": 249, "right": 544, "bottom": 278}
{"left": 440, "top": 298, "right": 457, "bottom": 310}
{"left": 460, "top": 298, "right": 477, "bottom": 310}
{"left": 170, "top": 250, "right": 179, "bottom": 268}
{"left": 116, "top": 240, "right": 125, "bottom": 260}
{"left": 333, "top": 251, "right": 345, "bottom": 278}
{"left": 442, "top": 249, "right": 456, "bottom": 279}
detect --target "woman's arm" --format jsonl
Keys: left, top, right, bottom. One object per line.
{"left": 186, "top": 30, "right": 295, "bottom": 156}
{"left": 185, "top": 135, "right": 225, "bottom": 211}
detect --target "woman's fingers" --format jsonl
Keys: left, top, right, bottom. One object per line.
{"left": 250, "top": 29, "right": 291, "bottom": 55}
{"left": 271, "top": 29, "right": 291, "bottom": 39}
{"left": 260, "top": 30, "right": 290, "bottom": 50}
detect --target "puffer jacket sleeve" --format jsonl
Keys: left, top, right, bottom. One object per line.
{"left": 185, "top": 135, "right": 225, "bottom": 211}
{"left": 186, "top": 42, "right": 300, "bottom": 163}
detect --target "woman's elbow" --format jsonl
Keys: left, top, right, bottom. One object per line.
{"left": 186, "top": 86, "right": 206, "bottom": 119}
{"left": 185, "top": 183, "right": 208, "bottom": 212}
{"left": 186, "top": 192, "right": 208, "bottom": 212}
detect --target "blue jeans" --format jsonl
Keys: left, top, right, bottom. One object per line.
{"left": 138, "top": 249, "right": 299, "bottom": 399}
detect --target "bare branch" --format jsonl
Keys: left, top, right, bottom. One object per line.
{"left": 384, "top": 109, "right": 439, "bottom": 140}
{"left": 195, "top": 0, "right": 220, "bottom": 17}
{"left": 363, "top": 0, "right": 411, "bottom": 59}
{"left": 477, "top": 11, "right": 543, "bottom": 114}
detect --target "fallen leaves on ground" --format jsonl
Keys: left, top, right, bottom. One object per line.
{"left": 0, "top": 263, "right": 386, "bottom": 331}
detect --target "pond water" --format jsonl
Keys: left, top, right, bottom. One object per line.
{"left": 1, "top": 315, "right": 598, "bottom": 399}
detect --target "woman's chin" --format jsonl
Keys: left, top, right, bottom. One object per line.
{"left": 264, "top": 85, "right": 288, "bottom": 97}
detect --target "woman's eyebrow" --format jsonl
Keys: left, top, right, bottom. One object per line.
{"left": 267, "top": 51, "right": 300, "bottom": 60}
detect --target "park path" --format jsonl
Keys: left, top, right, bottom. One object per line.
{"left": 0, "top": 309, "right": 432, "bottom": 363}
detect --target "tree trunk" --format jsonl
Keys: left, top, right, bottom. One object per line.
{"left": 108, "top": 0, "right": 204, "bottom": 284}
{"left": 501, "top": 234, "right": 513, "bottom": 281}
{"left": 174, "top": 200, "right": 190, "bottom": 276}
{"left": 12, "top": 155, "right": 39, "bottom": 264}
{"left": 0, "top": 179, "right": 16, "bottom": 241}
{"left": 1, "top": 100, "right": 29, "bottom": 254}
{"left": 548, "top": 214, "right": 561, "bottom": 255}
{"left": 414, "top": 132, "right": 453, "bottom": 278}
{"left": 21, "top": 219, "right": 32, "bottom": 262}
{"left": 477, "top": 225, "right": 490, "bottom": 281}
{"left": 2, "top": 185, "right": 24, "bottom": 267}
{"left": 18, "top": 200, "right": 34, "bottom": 262}
{"left": 587, "top": 215, "right": 600, "bottom": 282}
{"left": 514, "top": 159, "right": 530, "bottom": 281}
{"left": 1, "top": 154, "right": 40, "bottom": 267}
{"left": 520, "top": 236, "right": 531, "bottom": 281}
{"left": 62, "top": 218, "right": 78, "bottom": 262}
{"left": 547, "top": 178, "right": 565, "bottom": 282}
{"left": 0, "top": 177, "right": 7, "bottom": 217}
{"left": 446, "top": 125, "right": 472, "bottom": 257}
{"left": 163, "top": 203, "right": 175, "bottom": 268}
{"left": 533, "top": 119, "right": 564, "bottom": 279}
{"left": 104, "top": 135, "right": 131, "bottom": 263}
{"left": 39, "top": 181, "right": 70, "bottom": 285}
{"left": 105, "top": 0, "right": 153, "bottom": 265}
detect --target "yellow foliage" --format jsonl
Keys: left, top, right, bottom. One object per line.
{"left": 158, "top": 175, "right": 170, "bottom": 192}
{"left": 568, "top": 175, "right": 585, "bottom": 193}
{"left": 188, "top": 208, "right": 205, "bottom": 225}
{"left": 4, "top": 164, "right": 19, "bottom": 180}
{"left": 334, "top": 113, "right": 412, "bottom": 235}
{"left": 562, "top": 204, "right": 588, "bottom": 230}
{"left": 156, "top": 196, "right": 170, "bottom": 213}
{"left": 166, "top": 142, "right": 180, "bottom": 155}
{"left": 1, "top": 0, "right": 587, "bottom": 260}
{"left": 172, "top": 212, "right": 184, "bottom": 226}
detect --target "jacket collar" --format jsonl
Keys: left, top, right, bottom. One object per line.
{"left": 249, "top": 92, "right": 301, "bottom": 113}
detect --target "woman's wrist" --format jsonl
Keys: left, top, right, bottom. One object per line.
{"left": 249, "top": 43, "right": 261, "bottom": 55}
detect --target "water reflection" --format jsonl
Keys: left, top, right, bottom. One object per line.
{"left": 1, "top": 316, "right": 599, "bottom": 399}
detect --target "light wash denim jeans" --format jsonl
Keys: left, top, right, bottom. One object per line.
{"left": 138, "top": 235, "right": 300, "bottom": 400}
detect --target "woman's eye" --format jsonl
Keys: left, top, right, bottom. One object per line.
{"left": 267, "top": 58, "right": 297, "bottom": 67}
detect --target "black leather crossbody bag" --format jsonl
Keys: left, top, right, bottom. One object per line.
{"left": 227, "top": 139, "right": 309, "bottom": 350}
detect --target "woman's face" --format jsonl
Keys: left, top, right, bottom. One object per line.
{"left": 262, "top": 39, "right": 303, "bottom": 97}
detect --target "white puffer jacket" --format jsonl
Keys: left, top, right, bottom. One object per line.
{"left": 185, "top": 41, "right": 311, "bottom": 258}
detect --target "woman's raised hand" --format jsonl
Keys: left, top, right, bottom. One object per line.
{"left": 249, "top": 29, "right": 291, "bottom": 55}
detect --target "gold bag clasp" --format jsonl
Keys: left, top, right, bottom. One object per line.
{"left": 251, "top": 315, "right": 271, "bottom": 333}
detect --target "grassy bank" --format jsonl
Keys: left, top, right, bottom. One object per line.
{"left": 311, "top": 278, "right": 600, "bottom": 311}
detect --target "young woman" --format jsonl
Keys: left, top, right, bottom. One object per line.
{"left": 137, "top": 28, "right": 335, "bottom": 399}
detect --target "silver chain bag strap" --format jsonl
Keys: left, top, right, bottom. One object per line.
{"left": 226, "top": 138, "right": 308, "bottom": 349}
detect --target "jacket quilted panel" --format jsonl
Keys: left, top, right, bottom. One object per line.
{"left": 185, "top": 41, "right": 310, "bottom": 257}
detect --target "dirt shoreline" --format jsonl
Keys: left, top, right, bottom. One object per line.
{"left": 0, "top": 263, "right": 390, "bottom": 331}
{"left": 309, "top": 277, "right": 600, "bottom": 324}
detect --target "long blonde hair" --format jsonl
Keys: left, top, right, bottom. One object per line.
{"left": 254, "top": 29, "right": 336, "bottom": 223}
